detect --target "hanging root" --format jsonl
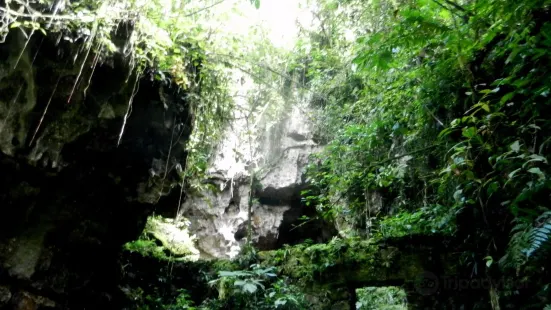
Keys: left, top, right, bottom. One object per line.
{"left": 67, "top": 41, "right": 93, "bottom": 104}
{"left": 117, "top": 73, "right": 140, "bottom": 146}
{"left": 175, "top": 152, "right": 191, "bottom": 221}
{"left": 156, "top": 116, "right": 177, "bottom": 202}
{"left": 13, "top": 29, "right": 34, "bottom": 69}
{"left": 29, "top": 77, "right": 61, "bottom": 146}
{"left": 67, "top": 19, "right": 99, "bottom": 104}
{"left": 46, "top": 0, "right": 64, "bottom": 28}
{"left": 82, "top": 43, "right": 103, "bottom": 99}
{"left": 175, "top": 177, "right": 185, "bottom": 221}
{"left": 31, "top": 37, "right": 45, "bottom": 64}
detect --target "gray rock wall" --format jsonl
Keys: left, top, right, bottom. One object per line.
{"left": 182, "top": 99, "right": 332, "bottom": 258}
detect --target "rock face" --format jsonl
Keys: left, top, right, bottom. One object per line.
{"left": 182, "top": 98, "right": 336, "bottom": 258}
{"left": 0, "top": 29, "right": 193, "bottom": 308}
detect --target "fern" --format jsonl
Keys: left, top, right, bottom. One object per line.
{"left": 502, "top": 211, "right": 551, "bottom": 269}
{"left": 501, "top": 219, "right": 531, "bottom": 269}
{"left": 525, "top": 212, "right": 551, "bottom": 257}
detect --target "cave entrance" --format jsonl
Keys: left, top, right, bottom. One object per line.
{"left": 354, "top": 286, "right": 408, "bottom": 310}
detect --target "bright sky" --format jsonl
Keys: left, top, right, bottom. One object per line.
{"left": 253, "top": 0, "right": 312, "bottom": 49}
{"left": 212, "top": 0, "right": 313, "bottom": 50}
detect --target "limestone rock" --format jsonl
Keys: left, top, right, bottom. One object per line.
{"left": 11, "top": 291, "right": 55, "bottom": 310}
{"left": 182, "top": 95, "right": 334, "bottom": 258}
{"left": 0, "top": 286, "right": 11, "bottom": 307}
{"left": 0, "top": 27, "right": 192, "bottom": 308}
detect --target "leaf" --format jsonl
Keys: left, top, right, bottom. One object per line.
{"left": 242, "top": 282, "right": 258, "bottom": 294}
{"left": 486, "top": 181, "right": 500, "bottom": 195}
{"left": 453, "top": 189, "right": 463, "bottom": 202}
{"left": 523, "top": 154, "right": 548, "bottom": 167}
{"left": 438, "top": 127, "right": 455, "bottom": 138}
{"left": 527, "top": 167, "right": 545, "bottom": 180}
{"left": 219, "top": 270, "right": 249, "bottom": 277}
{"left": 462, "top": 127, "right": 477, "bottom": 139}
{"left": 508, "top": 168, "right": 521, "bottom": 179}
{"left": 275, "top": 298, "right": 288, "bottom": 307}
{"left": 10, "top": 21, "right": 22, "bottom": 28}
{"left": 484, "top": 256, "right": 493, "bottom": 267}
{"left": 510, "top": 141, "right": 520, "bottom": 152}
{"left": 500, "top": 92, "right": 515, "bottom": 104}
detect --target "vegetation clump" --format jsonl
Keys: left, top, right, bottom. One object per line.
{"left": 259, "top": 237, "right": 385, "bottom": 286}
{"left": 295, "top": 0, "right": 551, "bottom": 306}
{"left": 124, "top": 215, "right": 199, "bottom": 261}
{"left": 356, "top": 287, "right": 407, "bottom": 310}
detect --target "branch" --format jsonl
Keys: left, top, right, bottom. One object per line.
{"left": 442, "top": 0, "right": 468, "bottom": 12}
{"left": 0, "top": 6, "right": 96, "bottom": 21}
{"left": 430, "top": 0, "right": 471, "bottom": 20}
{"left": 184, "top": 0, "right": 226, "bottom": 17}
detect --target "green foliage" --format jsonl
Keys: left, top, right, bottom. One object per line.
{"left": 299, "top": 0, "right": 465, "bottom": 234}
{"left": 260, "top": 237, "right": 382, "bottom": 285}
{"left": 123, "top": 216, "right": 199, "bottom": 261}
{"left": 250, "top": 0, "right": 261, "bottom": 9}
{"left": 135, "top": 289, "right": 197, "bottom": 310}
{"left": 293, "top": 0, "right": 551, "bottom": 306}
{"left": 203, "top": 264, "right": 309, "bottom": 309}
{"left": 124, "top": 239, "right": 174, "bottom": 261}
{"left": 356, "top": 287, "right": 407, "bottom": 310}
{"left": 209, "top": 265, "right": 277, "bottom": 296}
{"left": 377, "top": 204, "right": 458, "bottom": 238}
{"left": 169, "top": 290, "right": 197, "bottom": 310}
{"left": 502, "top": 209, "right": 551, "bottom": 270}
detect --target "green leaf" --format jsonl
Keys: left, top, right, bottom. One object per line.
{"left": 243, "top": 282, "right": 258, "bottom": 293}
{"left": 527, "top": 167, "right": 545, "bottom": 180}
{"left": 508, "top": 168, "right": 521, "bottom": 179}
{"left": 462, "top": 127, "right": 477, "bottom": 139}
{"left": 484, "top": 256, "right": 493, "bottom": 268}
{"left": 219, "top": 270, "right": 249, "bottom": 277}
{"left": 486, "top": 181, "right": 500, "bottom": 195}
{"left": 275, "top": 298, "right": 288, "bottom": 307}
{"left": 500, "top": 92, "right": 515, "bottom": 104}
{"left": 510, "top": 141, "right": 520, "bottom": 152}
{"left": 438, "top": 127, "right": 455, "bottom": 138}
{"left": 453, "top": 189, "right": 463, "bottom": 202}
